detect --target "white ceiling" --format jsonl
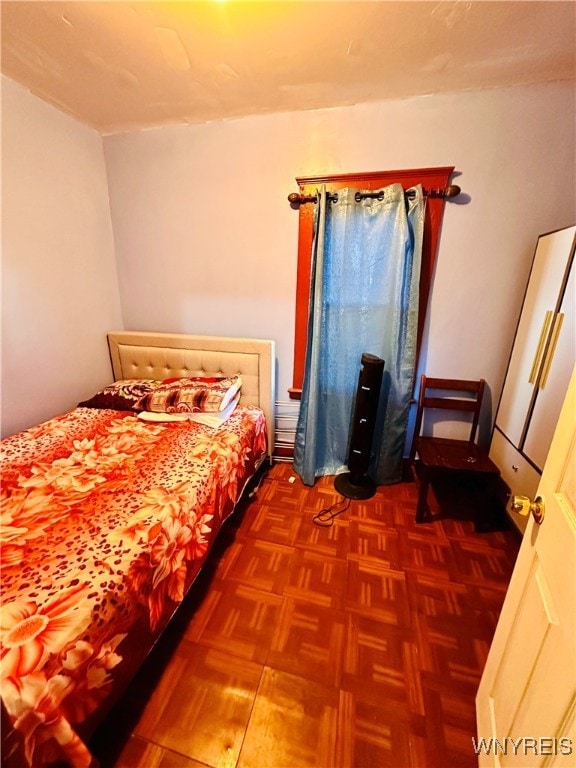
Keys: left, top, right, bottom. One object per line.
{"left": 1, "top": 1, "right": 575, "bottom": 135}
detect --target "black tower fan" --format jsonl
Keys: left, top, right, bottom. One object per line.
{"left": 334, "top": 353, "right": 385, "bottom": 500}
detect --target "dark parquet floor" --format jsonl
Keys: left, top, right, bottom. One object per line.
{"left": 90, "top": 461, "right": 521, "bottom": 768}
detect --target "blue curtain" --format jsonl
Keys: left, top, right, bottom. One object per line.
{"left": 294, "top": 184, "right": 425, "bottom": 486}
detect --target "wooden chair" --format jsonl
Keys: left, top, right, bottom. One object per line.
{"left": 409, "top": 375, "right": 502, "bottom": 531}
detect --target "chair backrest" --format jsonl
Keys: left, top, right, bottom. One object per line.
{"left": 410, "top": 375, "right": 486, "bottom": 457}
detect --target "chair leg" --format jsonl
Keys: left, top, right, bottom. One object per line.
{"left": 473, "top": 474, "right": 507, "bottom": 533}
{"left": 416, "top": 476, "right": 431, "bottom": 523}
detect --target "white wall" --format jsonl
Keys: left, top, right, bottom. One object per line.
{"left": 1, "top": 77, "right": 123, "bottom": 437}
{"left": 2, "top": 79, "right": 574, "bottom": 445}
{"left": 103, "top": 81, "right": 575, "bottom": 443}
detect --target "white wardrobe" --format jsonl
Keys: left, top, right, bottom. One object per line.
{"left": 490, "top": 225, "right": 576, "bottom": 533}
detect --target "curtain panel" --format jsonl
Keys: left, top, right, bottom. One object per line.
{"left": 294, "top": 184, "right": 425, "bottom": 486}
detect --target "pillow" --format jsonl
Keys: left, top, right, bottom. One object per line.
{"left": 162, "top": 376, "right": 228, "bottom": 385}
{"left": 186, "top": 395, "right": 240, "bottom": 426}
{"left": 78, "top": 379, "right": 160, "bottom": 411}
{"left": 137, "top": 395, "right": 240, "bottom": 426}
{"left": 135, "top": 375, "right": 242, "bottom": 414}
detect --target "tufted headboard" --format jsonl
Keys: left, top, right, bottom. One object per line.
{"left": 107, "top": 331, "right": 276, "bottom": 457}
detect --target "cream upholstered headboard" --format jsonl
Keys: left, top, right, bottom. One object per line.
{"left": 107, "top": 331, "right": 276, "bottom": 457}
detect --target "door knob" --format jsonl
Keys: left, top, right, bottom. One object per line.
{"left": 510, "top": 495, "right": 545, "bottom": 525}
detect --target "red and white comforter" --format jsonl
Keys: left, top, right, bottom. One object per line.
{"left": 0, "top": 405, "right": 267, "bottom": 767}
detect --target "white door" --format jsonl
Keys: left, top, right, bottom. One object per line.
{"left": 476, "top": 365, "right": 576, "bottom": 767}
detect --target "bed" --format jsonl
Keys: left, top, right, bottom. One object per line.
{"left": 0, "top": 331, "right": 275, "bottom": 768}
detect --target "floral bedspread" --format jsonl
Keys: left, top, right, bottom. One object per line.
{"left": 0, "top": 405, "right": 267, "bottom": 767}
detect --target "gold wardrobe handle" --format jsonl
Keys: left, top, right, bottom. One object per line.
{"left": 538, "top": 312, "right": 564, "bottom": 389}
{"left": 529, "top": 310, "right": 553, "bottom": 384}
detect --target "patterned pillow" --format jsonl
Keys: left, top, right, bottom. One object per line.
{"left": 135, "top": 376, "right": 242, "bottom": 414}
{"left": 78, "top": 379, "right": 160, "bottom": 411}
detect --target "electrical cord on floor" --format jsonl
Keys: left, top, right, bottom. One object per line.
{"left": 312, "top": 496, "right": 352, "bottom": 527}
{"left": 247, "top": 458, "right": 274, "bottom": 499}
{"left": 247, "top": 473, "right": 267, "bottom": 499}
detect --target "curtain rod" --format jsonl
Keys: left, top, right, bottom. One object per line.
{"left": 287, "top": 184, "right": 461, "bottom": 208}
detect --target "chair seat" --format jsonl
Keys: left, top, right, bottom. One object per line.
{"left": 410, "top": 376, "right": 506, "bottom": 530}
{"left": 415, "top": 437, "right": 500, "bottom": 475}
